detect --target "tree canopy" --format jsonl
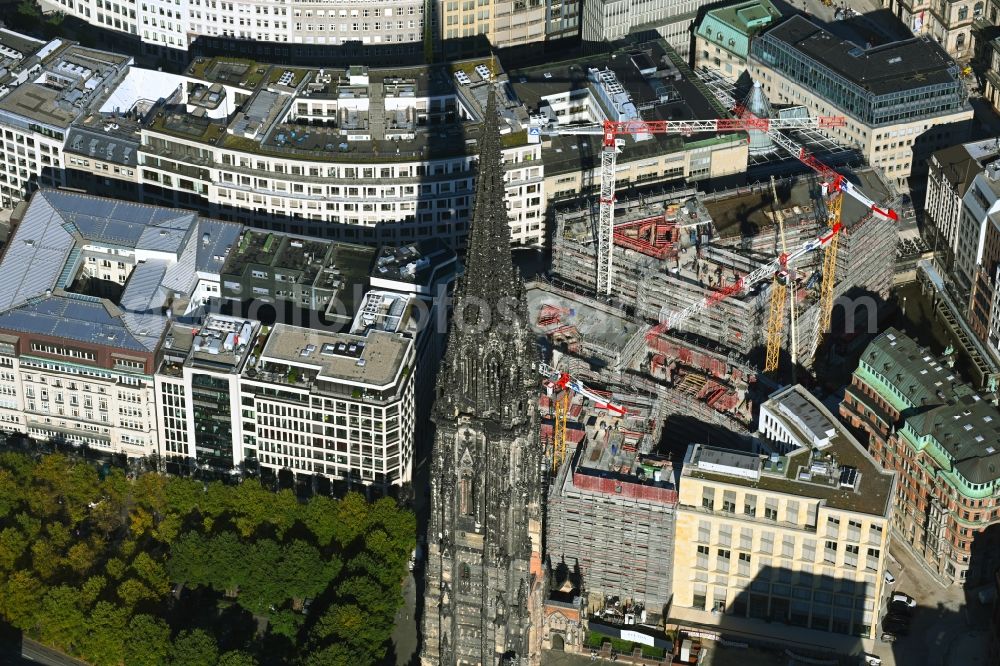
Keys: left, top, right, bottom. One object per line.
{"left": 0, "top": 452, "right": 415, "bottom": 665}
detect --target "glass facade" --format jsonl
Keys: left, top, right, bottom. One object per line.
{"left": 191, "top": 373, "right": 234, "bottom": 470}
{"left": 751, "top": 34, "right": 966, "bottom": 126}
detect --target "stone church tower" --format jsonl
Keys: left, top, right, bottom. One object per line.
{"left": 421, "top": 87, "right": 544, "bottom": 666}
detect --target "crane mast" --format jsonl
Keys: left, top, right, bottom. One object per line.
{"left": 538, "top": 362, "right": 629, "bottom": 472}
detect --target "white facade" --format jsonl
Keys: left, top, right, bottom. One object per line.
{"left": 244, "top": 324, "right": 417, "bottom": 486}
{"left": 954, "top": 168, "right": 1000, "bottom": 292}
{"left": 0, "top": 346, "right": 158, "bottom": 456}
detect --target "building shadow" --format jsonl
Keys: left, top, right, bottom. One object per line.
{"left": 670, "top": 565, "right": 870, "bottom": 665}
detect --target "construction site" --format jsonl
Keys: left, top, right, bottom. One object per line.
{"left": 550, "top": 170, "right": 897, "bottom": 374}
{"left": 524, "top": 70, "right": 903, "bottom": 653}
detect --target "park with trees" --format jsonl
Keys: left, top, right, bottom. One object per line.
{"left": 0, "top": 452, "right": 415, "bottom": 665}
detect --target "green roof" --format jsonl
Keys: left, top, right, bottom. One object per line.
{"left": 698, "top": 0, "right": 781, "bottom": 39}
{"left": 852, "top": 328, "right": 1000, "bottom": 488}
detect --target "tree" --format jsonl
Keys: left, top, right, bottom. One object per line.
{"left": 116, "top": 578, "right": 155, "bottom": 611}
{"left": 299, "top": 495, "right": 337, "bottom": 547}
{"left": 332, "top": 492, "right": 369, "bottom": 548}
{"left": 169, "top": 629, "right": 218, "bottom": 666}
{"left": 164, "top": 477, "right": 203, "bottom": 517}
{"left": 267, "top": 609, "right": 303, "bottom": 641}
{"left": 0, "top": 469, "right": 23, "bottom": 520}
{"left": 78, "top": 601, "right": 127, "bottom": 666}
{"left": 0, "top": 570, "right": 42, "bottom": 629}
{"left": 278, "top": 540, "right": 330, "bottom": 604}
{"left": 301, "top": 644, "right": 354, "bottom": 666}
{"left": 66, "top": 539, "right": 100, "bottom": 576}
{"left": 31, "top": 538, "right": 61, "bottom": 580}
{"left": 218, "top": 651, "right": 258, "bottom": 666}
{"left": 132, "top": 551, "right": 171, "bottom": 597}
{"left": 130, "top": 507, "right": 155, "bottom": 538}
{"left": 38, "top": 585, "right": 85, "bottom": 653}
{"left": 106, "top": 557, "right": 126, "bottom": 581}
{"left": 0, "top": 527, "right": 27, "bottom": 572}
{"left": 125, "top": 614, "right": 171, "bottom": 666}
{"left": 80, "top": 575, "right": 107, "bottom": 608}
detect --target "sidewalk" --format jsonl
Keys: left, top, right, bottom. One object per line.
{"left": 668, "top": 606, "right": 873, "bottom": 657}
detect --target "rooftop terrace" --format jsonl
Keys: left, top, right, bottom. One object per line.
{"left": 684, "top": 385, "right": 894, "bottom": 516}
{"left": 255, "top": 323, "right": 411, "bottom": 390}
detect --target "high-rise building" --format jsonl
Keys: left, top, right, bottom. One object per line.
{"left": 749, "top": 15, "right": 973, "bottom": 187}
{"left": 422, "top": 88, "right": 545, "bottom": 665}
{"left": 674, "top": 385, "right": 896, "bottom": 640}
{"left": 840, "top": 328, "right": 1000, "bottom": 585}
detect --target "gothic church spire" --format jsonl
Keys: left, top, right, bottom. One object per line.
{"left": 432, "top": 85, "right": 537, "bottom": 427}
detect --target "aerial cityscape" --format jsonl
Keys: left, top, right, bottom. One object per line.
{"left": 0, "top": 0, "right": 998, "bottom": 665}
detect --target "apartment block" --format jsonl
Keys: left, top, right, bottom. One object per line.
{"left": 674, "top": 385, "right": 896, "bottom": 640}
{"left": 841, "top": 328, "right": 1000, "bottom": 584}
{"left": 693, "top": 0, "right": 781, "bottom": 79}
{"left": 749, "top": 15, "right": 973, "bottom": 187}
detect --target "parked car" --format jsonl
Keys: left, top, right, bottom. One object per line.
{"left": 863, "top": 654, "right": 882, "bottom": 666}
{"left": 889, "top": 600, "right": 914, "bottom": 615}
{"left": 885, "top": 612, "right": 911, "bottom": 625}
{"left": 880, "top": 633, "right": 897, "bottom": 643}
{"left": 891, "top": 592, "right": 916, "bottom": 608}
{"left": 882, "top": 620, "right": 910, "bottom": 636}
{"left": 884, "top": 571, "right": 896, "bottom": 585}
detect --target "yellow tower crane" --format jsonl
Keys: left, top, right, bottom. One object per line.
{"left": 552, "top": 391, "right": 570, "bottom": 471}
{"left": 815, "top": 190, "right": 844, "bottom": 354}
{"left": 764, "top": 176, "right": 789, "bottom": 375}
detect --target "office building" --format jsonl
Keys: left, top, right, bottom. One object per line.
{"left": 0, "top": 30, "right": 751, "bottom": 251}
{"left": 40, "top": 0, "right": 577, "bottom": 60}
{"left": 693, "top": 0, "right": 781, "bottom": 78}
{"left": 0, "top": 35, "right": 132, "bottom": 208}
{"left": 545, "top": 396, "right": 678, "bottom": 615}
{"left": 510, "top": 40, "right": 749, "bottom": 208}
{"left": 925, "top": 139, "right": 1000, "bottom": 267}
{"left": 0, "top": 189, "right": 236, "bottom": 455}
{"left": 581, "top": 0, "right": 702, "bottom": 61}
{"left": 674, "top": 385, "right": 896, "bottom": 639}
{"left": 749, "top": 15, "right": 973, "bottom": 186}
{"left": 881, "top": 0, "right": 984, "bottom": 58}
{"left": 0, "top": 188, "right": 454, "bottom": 489}
{"left": 840, "top": 328, "right": 1000, "bottom": 584}
{"left": 552, "top": 170, "right": 895, "bottom": 368}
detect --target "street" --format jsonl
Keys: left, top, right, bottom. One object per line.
{"left": 867, "top": 538, "right": 990, "bottom": 666}
{"left": 20, "top": 638, "right": 89, "bottom": 666}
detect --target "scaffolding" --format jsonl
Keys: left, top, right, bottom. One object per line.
{"left": 552, "top": 174, "right": 897, "bottom": 374}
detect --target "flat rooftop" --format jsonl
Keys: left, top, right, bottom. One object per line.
{"left": 223, "top": 229, "right": 374, "bottom": 294}
{"left": 685, "top": 385, "right": 894, "bottom": 516}
{"left": 258, "top": 323, "right": 411, "bottom": 389}
{"left": 371, "top": 238, "right": 457, "bottom": 288}
{"left": 508, "top": 40, "right": 737, "bottom": 176}
{"left": 763, "top": 15, "right": 959, "bottom": 97}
